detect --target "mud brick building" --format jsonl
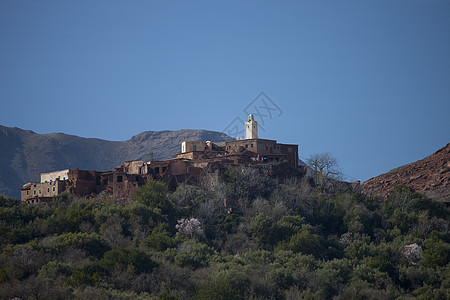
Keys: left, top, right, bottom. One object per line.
{"left": 21, "top": 169, "right": 102, "bottom": 204}
{"left": 21, "top": 115, "right": 300, "bottom": 203}
{"left": 178, "top": 115, "right": 298, "bottom": 170}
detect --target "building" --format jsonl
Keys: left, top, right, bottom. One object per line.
{"left": 21, "top": 180, "right": 66, "bottom": 204}
{"left": 20, "top": 115, "right": 300, "bottom": 203}
{"left": 245, "top": 114, "right": 258, "bottom": 139}
{"left": 180, "top": 114, "right": 299, "bottom": 169}
{"left": 224, "top": 138, "right": 298, "bottom": 167}
{"left": 21, "top": 169, "right": 101, "bottom": 203}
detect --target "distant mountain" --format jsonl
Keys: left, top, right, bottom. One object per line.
{"left": 0, "top": 125, "right": 232, "bottom": 199}
{"left": 362, "top": 144, "right": 450, "bottom": 201}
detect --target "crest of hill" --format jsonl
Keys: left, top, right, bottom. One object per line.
{"left": 362, "top": 143, "right": 450, "bottom": 201}
{"left": 0, "top": 125, "right": 232, "bottom": 199}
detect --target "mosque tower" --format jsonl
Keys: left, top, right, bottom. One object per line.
{"left": 245, "top": 114, "right": 258, "bottom": 140}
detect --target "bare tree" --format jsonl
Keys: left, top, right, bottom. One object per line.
{"left": 307, "top": 152, "right": 342, "bottom": 191}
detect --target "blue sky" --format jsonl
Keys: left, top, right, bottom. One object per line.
{"left": 1, "top": 0, "right": 449, "bottom": 182}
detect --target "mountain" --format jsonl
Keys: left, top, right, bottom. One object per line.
{"left": 0, "top": 125, "right": 232, "bottom": 199}
{"left": 362, "top": 143, "right": 450, "bottom": 201}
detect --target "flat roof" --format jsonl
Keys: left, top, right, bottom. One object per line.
{"left": 225, "top": 138, "right": 298, "bottom": 146}
{"left": 226, "top": 138, "right": 277, "bottom": 143}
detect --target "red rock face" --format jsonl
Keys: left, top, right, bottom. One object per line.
{"left": 362, "top": 144, "right": 450, "bottom": 201}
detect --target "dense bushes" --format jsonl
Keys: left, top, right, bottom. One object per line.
{"left": 0, "top": 172, "right": 448, "bottom": 298}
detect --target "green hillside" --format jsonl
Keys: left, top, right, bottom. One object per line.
{"left": 0, "top": 168, "right": 448, "bottom": 299}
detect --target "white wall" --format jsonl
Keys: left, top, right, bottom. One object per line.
{"left": 40, "top": 169, "right": 70, "bottom": 182}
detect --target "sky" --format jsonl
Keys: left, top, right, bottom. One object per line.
{"left": 1, "top": 0, "right": 449, "bottom": 182}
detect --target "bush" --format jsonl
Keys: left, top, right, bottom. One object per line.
{"left": 174, "top": 240, "right": 216, "bottom": 269}
{"left": 53, "top": 232, "right": 110, "bottom": 259}
{"left": 143, "top": 225, "right": 175, "bottom": 252}
{"left": 99, "top": 247, "right": 158, "bottom": 275}
{"left": 132, "top": 180, "right": 173, "bottom": 215}
{"left": 282, "top": 225, "right": 325, "bottom": 258}
{"left": 421, "top": 240, "right": 450, "bottom": 268}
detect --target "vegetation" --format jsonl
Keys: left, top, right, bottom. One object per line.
{"left": 307, "top": 152, "right": 342, "bottom": 192}
{"left": 0, "top": 172, "right": 449, "bottom": 299}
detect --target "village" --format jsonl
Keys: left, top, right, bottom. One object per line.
{"left": 20, "top": 115, "right": 299, "bottom": 203}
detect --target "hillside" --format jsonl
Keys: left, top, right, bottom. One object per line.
{"left": 0, "top": 125, "right": 232, "bottom": 199}
{"left": 1, "top": 163, "right": 448, "bottom": 298}
{"left": 362, "top": 143, "right": 450, "bottom": 201}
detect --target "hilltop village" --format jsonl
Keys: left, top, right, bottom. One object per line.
{"left": 20, "top": 115, "right": 299, "bottom": 203}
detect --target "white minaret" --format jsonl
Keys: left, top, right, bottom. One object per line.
{"left": 245, "top": 114, "right": 258, "bottom": 140}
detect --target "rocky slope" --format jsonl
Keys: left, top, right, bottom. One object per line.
{"left": 362, "top": 144, "right": 450, "bottom": 201}
{"left": 0, "top": 125, "right": 232, "bottom": 199}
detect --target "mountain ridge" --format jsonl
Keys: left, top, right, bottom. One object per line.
{"left": 0, "top": 125, "right": 232, "bottom": 199}
{"left": 362, "top": 143, "right": 450, "bottom": 201}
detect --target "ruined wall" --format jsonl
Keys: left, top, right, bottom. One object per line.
{"left": 123, "top": 160, "right": 144, "bottom": 174}
{"left": 168, "top": 159, "right": 188, "bottom": 176}
{"left": 66, "top": 169, "right": 98, "bottom": 195}
{"left": 278, "top": 144, "right": 299, "bottom": 167}
{"left": 112, "top": 172, "right": 147, "bottom": 199}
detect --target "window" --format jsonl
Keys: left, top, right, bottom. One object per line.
{"left": 27, "top": 191, "right": 29, "bottom": 195}
{"left": 251, "top": 144, "right": 253, "bottom": 147}
{"left": 117, "top": 175, "right": 123, "bottom": 183}
{"left": 47, "top": 188, "right": 50, "bottom": 193}
{"left": 39, "top": 189, "right": 41, "bottom": 194}
{"left": 53, "top": 187, "right": 55, "bottom": 192}
{"left": 193, "top": 144, "right": 197, "bottom": 151}
{"left": 34, "top": 190, "right": 36, "bottom": 195}
{"left": 245, "top": 144, "right": 248, "bottom": 148}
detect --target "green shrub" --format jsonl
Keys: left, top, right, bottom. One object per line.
{"left": 174, "top": 240, "right": 216, "bottom": 269}
{"left": 99, "top": 247, "right": 157, "bottom": 274}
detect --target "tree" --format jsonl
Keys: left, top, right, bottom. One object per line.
{"left": 132, "top": 180, "right": 173, "bottom": 215}
{"left": 174, "top": 240, "right": 216, "bottom": 269}
{"left": 283, "top": 224, "right": 326, "bottom": 258}
{"left": 176, "top": 218, "right": 203, "bottom": 239}
{"left": 307, "top": 153, "right": 342, "bottom": 191}
{"left": 224, "top": 166, "right": 276, "bottom": 210}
